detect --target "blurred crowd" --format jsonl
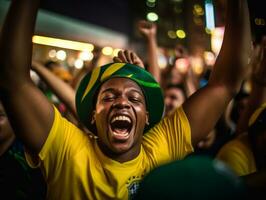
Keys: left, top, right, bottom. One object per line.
{"left": 0, "top": 0, "right": 266, "bottom": 199}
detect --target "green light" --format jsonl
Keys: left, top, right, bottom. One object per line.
{"left": 147, "top": 12, "right": 159, "bottom": 22}
{"left": 146, "top": 1, "right": 155, "bottom": 7}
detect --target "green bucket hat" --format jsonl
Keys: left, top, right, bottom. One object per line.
{"left": 76, "top": 62, "right": 164, "bottom": 134}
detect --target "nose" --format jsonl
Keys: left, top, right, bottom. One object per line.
{"left": 112, "top": 96, "right": 130, "bottom": 109}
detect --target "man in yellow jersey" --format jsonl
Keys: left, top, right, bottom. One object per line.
{"left": 0, "top": 0, "right": 252, "bottom": 199}
{"left": 217, "top": 103, "right": 266, "bottom": 176}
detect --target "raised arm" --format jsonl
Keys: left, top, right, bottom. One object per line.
{"left": 236, "top": 38, "right": 266, "bottom": 135}
{"left": 137, "top": 20, "right": 161, "bottom": 83}
{"left": 182, "top": 0, "right": 252, "bottom": 146}
{"left": 0, "top": 0, "right": 54, "bottom": 154}
{"left": 31, "top": 60, "right": 76, "bottom": 118}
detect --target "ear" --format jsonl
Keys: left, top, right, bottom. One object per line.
{"left": 145, "top": 111, "right": 149, "bottom": 126}
{"left": 91, "top": 110, "right": 96, "bottom": 124}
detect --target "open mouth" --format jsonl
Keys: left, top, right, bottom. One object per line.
{"left": 110, "top": 115, "right": 133, "bottom": 140}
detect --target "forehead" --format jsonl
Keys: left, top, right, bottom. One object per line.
{"left": 99, "top": 77, "right": 143, "bottom": 94}
{"left": 165, "top": 87, "right": 184, "bottom": 97}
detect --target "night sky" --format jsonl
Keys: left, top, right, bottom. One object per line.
{"left": 39, "top": 0, "right": 266, "bottom": 43}
{"left": 40, "top": 0, "right": 140, "bottom": 36}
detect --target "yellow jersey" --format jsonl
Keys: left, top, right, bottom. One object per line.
{"left": 26, "top": 106, "right": 193, "bottom": 200}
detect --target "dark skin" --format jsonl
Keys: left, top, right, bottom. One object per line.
{"left": 93, "top": 78, "right": 148, "bottom": 162}
{"left": 0, "top": 0, "right": 251, "bottom": 163}
{"left": 0, "top": 101, "right": 15, "bottom": 156}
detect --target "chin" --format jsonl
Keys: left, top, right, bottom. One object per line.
{"left": 111, "top": 143, "right": 132, "bottom": 154}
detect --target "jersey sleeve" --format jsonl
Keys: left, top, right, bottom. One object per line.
{"left": 143, "top": 106, "right": 194, "bottom": 166}
{"left": 216, "top": 138, "right": 254, "bottom": 176}
{"left": 25, "top": 106, "right": 89, "bottom": 180}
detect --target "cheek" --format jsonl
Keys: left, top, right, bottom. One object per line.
{"left": 136, "top": 110, "right": 148, "bottom": 128}
{"left": 95, "top": 102, "right": 111, "bottom": 119}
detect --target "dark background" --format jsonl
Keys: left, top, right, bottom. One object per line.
{"left": 39, "top": 0, "right": 266, "bottom": 47}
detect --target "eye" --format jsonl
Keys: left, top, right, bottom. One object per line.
{"left": 128, "top": 96, "right": 142, "bottom": 103}
{"left": 102, "top": 95, "right": 115, "bottom": 102}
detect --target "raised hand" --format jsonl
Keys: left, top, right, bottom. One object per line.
{"left": 113, "top": 50, "right": 145, "bottom": 68}
{"left": 137, "top": 20, "right": 157, "bottom": 39}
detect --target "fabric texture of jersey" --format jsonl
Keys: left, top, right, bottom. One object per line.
{"left": 216, "top": 133, "right": 256, "bottom": 176}
{"left": 26, "top": 106, "right": 193, "bottom": 200}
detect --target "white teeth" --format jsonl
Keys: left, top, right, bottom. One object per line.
{"left": 111, "top": 115, "right": 131, "bottom": 123}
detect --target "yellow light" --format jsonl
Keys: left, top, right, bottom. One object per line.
{"left": 205, "top": 27, "right": 212, "bottom": 34}
{"left": 176, "top": 30, "right": 186, "bottom": 39}
{"left": 48, "top": 49, "right": 57, "bottom": 58}
{"left": 113, "top": 48, "right": 123, "bottom": 57}
{"left": 255, "top": 18, "right": 265, "bottom": 26}
{"left": 211, "top": 27, "right": 224, "bottom": 55}
{"left": 32, "top": 35, "right": 94, "bottom": 52}
{"left": 102, "top": 46, "right": 113, "bottom": 56}
{"left": 190, "top": 56, "right": 204, "bottom": 75}
{"left": 168, "top": 30, "right": 177, "bottom": 39}
{"left": 193, "top": 4, "right": 204, "bottom": 16}
{"left": 79, "top": 51, "right": 94, "bottom": 61}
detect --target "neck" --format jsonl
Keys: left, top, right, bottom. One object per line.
{"left": 97, "top": 141, "right": 141, "bottom": 163}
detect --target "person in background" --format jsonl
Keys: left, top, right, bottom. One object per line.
{"left": 0, "top": 0, "right": 254, "bottom": 199}
{"left": 217, "top": 103, "right": 266, "bottom": 176}
{"left": 137, "top": 20, "right": 161, "bottom": 83}
{"left": 216, "top": 38, "right": 266, "bottom": 197}
{"left": 163, "top": 84, "right": 186, "bottom": 116}
{"left": 216, "top": 37, "right": 266, "bottom": 173}
{"left": 31, "top": 60, "right": 77, "bottom": 124}
{"left": 0, "top": 101, "right": 46, "bottom": 199}
{"left": 137, "top": 20, "right": 192, "bottom": 116}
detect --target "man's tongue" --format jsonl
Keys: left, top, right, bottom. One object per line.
{"left": 112, "top": 127, "right": 129, "bottom": 140}
{"left": 113, "top": 128, "right": 128, "bottom": 135}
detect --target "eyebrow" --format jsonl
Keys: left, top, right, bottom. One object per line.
{"left": 100, "top": 87, "right": 144, "bottom": 96}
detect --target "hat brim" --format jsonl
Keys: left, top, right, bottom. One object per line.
{"left": 76, "top": 63, "right": 164, "bottom": 134}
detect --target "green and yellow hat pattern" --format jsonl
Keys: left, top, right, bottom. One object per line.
{"left": 76, "top": 62, "right": 164, "bottom": 133}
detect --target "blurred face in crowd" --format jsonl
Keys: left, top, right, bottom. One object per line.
{"left": 0, "top": 101, "right": 15, "bottom": 156}
{"left": 170, "top": 67, "right": 185, "bottom": 85}
{"left": 93, "top": 78, "right": 148, "bottom": 162}
{"left": 164, "top": 87, "right": 185, "bottom": 116}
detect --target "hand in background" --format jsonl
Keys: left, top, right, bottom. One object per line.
{"left": 137, "top": 20, "right": 157, "bottom": 40}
